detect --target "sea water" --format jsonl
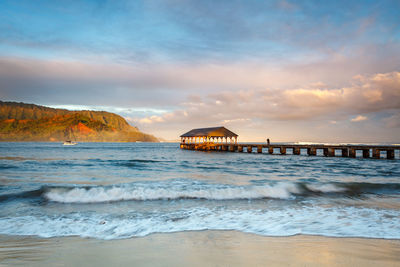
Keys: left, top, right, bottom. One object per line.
{"left": 0, "top": 142, "right": 399, "bottom": 240}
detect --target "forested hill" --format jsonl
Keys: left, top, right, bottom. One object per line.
{"left": 0, "top": 101, "right": 135, "bottom": 131}
{"left": 0, "top": 101, "right": 158, "bottom": 142}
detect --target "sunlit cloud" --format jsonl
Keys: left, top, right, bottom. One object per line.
{"left": 351, "top": 115, "right": 368, "bottom": 122}
{"left": 132, "top": 71, "right": 400, "bottom": 140}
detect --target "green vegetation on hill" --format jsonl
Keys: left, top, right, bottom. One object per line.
{"left": 0, "top": 101, "right": 158, "bottom": 142}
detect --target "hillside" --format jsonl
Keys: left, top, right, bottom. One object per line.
{"left": 0, "top": 101, "right": 158, "bottom": 142}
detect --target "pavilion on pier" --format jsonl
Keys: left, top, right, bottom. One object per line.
{"left": 180, "top": 126, "right": 238, "bottom": 144}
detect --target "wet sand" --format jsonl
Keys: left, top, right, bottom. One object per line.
{"left": 1, "top": 231, "right": 400, "bottom": 266}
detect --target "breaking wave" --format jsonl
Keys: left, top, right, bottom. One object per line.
{"left": 16, "top": 181, "right": 400, "bottom": 203}
{"left": 1, "top": 180, "right": 399, "bottom": 204}
{"left": 44, "top": 182, "right": 302, "bottom": 203}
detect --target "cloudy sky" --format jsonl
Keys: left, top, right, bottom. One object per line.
{"left": 1, "top": 0, "right": 399, "bottom": 142}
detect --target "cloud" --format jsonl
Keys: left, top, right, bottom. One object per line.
{"left": 351, "top": 115, "right": 368, "bottom": 122}
{"left": 133, "top": 71, "right": 400, "bottom": 131}
{"left": 1, "top": 55, "right": 398, "bottom": 126}
{"left": 2, "top": 0, "right": 400, "bottom": 65}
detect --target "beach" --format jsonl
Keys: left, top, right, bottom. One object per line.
{"left": 1, "top": 231, "right": 400, "bottom": 266}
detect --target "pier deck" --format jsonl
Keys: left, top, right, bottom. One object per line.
{"left": 180, "top": 143, "right": 400, "bottom": 159}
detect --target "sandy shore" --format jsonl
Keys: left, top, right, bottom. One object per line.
{"left": 1, "top": 231, "right": 399, "bottom": 266}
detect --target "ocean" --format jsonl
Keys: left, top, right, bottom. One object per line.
{"left": 0, "top": 142, "right": 399, "bottom": 240}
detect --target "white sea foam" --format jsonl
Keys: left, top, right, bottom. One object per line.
{"left": 305, "top": 183, "right": 346, "bottom": 193}
{"left": 0, "top": 206, "right": 399, "bottom": 240}
{"left": 44, "top": 182, "right": 301, "bottom": 203}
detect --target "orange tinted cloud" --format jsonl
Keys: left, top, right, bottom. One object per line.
{"left": 134, "top": 71, "right": 400, "bottom": 132}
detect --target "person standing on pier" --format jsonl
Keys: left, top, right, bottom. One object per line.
{"left": 267, "top": 138, "right": 270, "bottom": 145}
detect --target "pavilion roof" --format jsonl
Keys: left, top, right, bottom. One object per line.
{"left": 180, "top": 126, "right": 238, "bottom": 138}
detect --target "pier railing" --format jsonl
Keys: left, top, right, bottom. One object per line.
{"left": 180, "top": 143, "right": 399, "bottom": 159}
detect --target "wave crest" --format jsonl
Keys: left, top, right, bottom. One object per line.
{"left": 42, "top": 181, "right": 353, "bottom": 203}
{"left": 44, "top": 183, "right": 301, "bottom": 203}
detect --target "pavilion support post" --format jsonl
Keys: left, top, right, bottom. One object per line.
{"left": 349, "top": 149, "right": 356, "bottom": 158}
{"left": 293, "top": 147, "right": 301, "bottom": 155}
{"left": 362, "top": 149, "right": 370, "bottom": 158}
{"left": 247, "top": 146, "right": 252, "bottom": 153}
{"left": 341, "top": 148, "right": 348, "bottom": 157}
{"left": 268, "top": 147, "right": 274, "bottom": 154}
{"left": 257, "top": 146, "right": 262, "bottom": 153}
{"left": 280, "top": 147, "right": 286, "bottom": 155}
{"left": 307, "top": 147, "right": 316, "bottom": 156}
{"left": 387, "top": 150, "right": 395, "bottom": 159}
{"left": 372, "top": 149, "right": 380, "bottom": 159}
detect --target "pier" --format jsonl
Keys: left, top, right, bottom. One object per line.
{"left": 180, "top": 127, "right": 399, "bottom": 159}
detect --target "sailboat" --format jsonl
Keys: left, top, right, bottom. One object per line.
{"left": 63, "top": 126, "right": 78, "bottom": 146}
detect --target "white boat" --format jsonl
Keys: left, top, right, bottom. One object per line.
{"left": 63, "top": 140, "right": 78, "bottom": 146}
{"left": 63, "top": 127, "right": 78, "bottom": 146}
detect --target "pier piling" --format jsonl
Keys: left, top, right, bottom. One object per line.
{"left": 268, "top": 147, "right": 274, "bottom": 154}
{"left": 363, "top": 149, "right": 370, "bottom": 158}
{"left": 387, "top": 150, "right": 395, "bottom": 159}
{"left": 307, "top": 147, "right": 316, "bottom": 156}
{"left": 373, "top": 149, "right": 380, "bottom": 159}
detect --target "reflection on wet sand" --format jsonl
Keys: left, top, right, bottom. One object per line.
{"left": 1, "top": 232, "right": 399, "bottom": 266}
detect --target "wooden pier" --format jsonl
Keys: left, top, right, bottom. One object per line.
{"left": 179, "top": 127, "right": 399, "bottom": 160}
{"left": 180, "top": 142, "right": 399, "bottom": 159}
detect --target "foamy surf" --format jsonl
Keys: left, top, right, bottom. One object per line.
{"left": 44, "top": 182, "right": 301, "bottom": 203}
{"left": 0, "top": 205, "right": 399, "bottom": 240}
{"left": 1, "top": 180, "right": 397, "bottom": 204}
{"left": 42, "top": 181, "right": 352, "bottom": 203}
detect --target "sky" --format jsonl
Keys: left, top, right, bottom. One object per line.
{"left": 0, "top": 0, "right": 399, "bottom": 142}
